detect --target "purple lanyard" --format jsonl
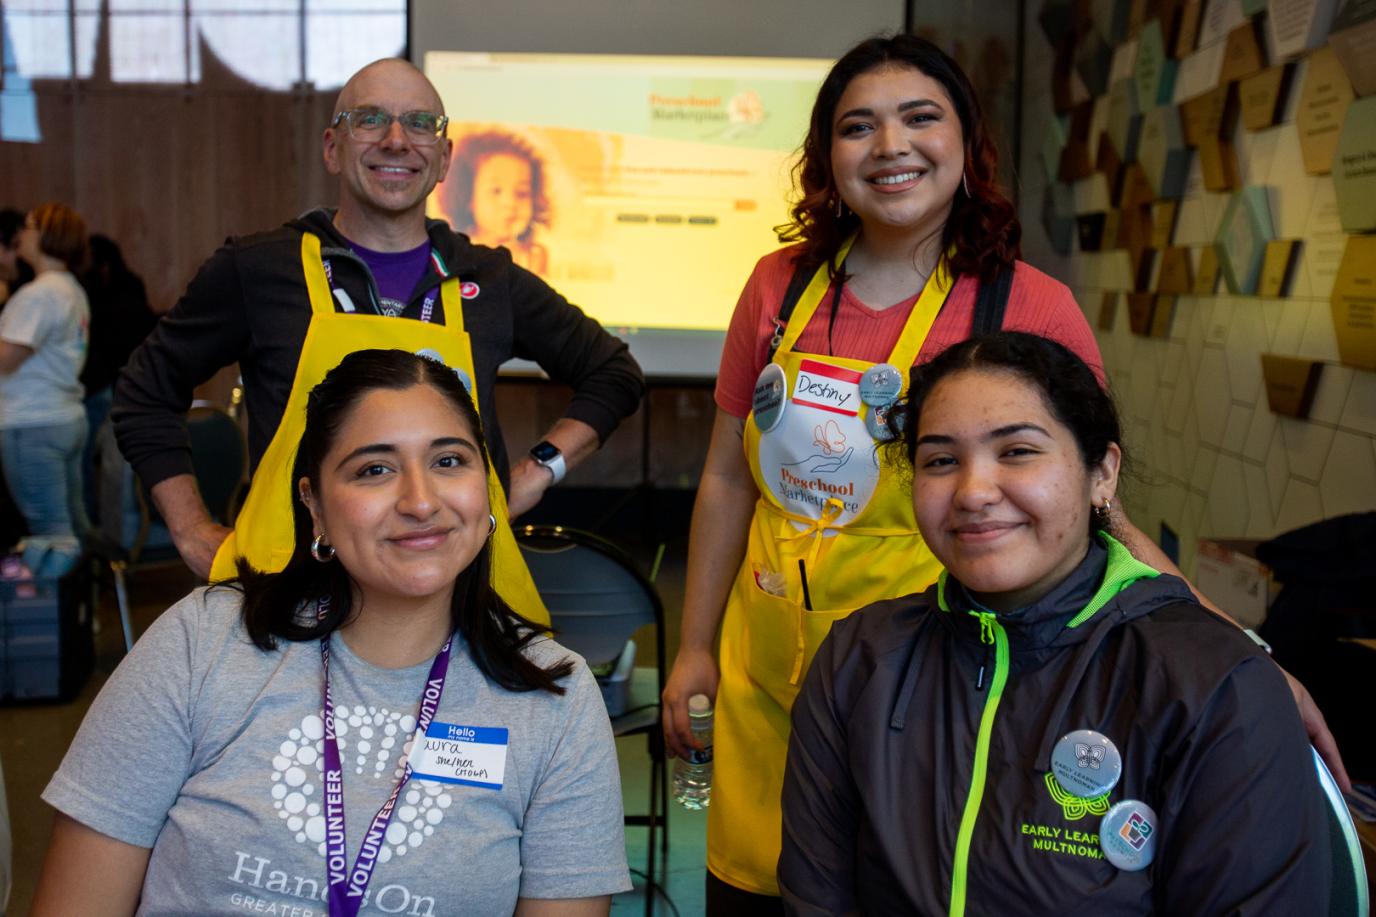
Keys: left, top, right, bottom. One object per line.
{"left": 321, "top": 257, "right": 442, "bottom": 323}
{"left": 317, "top": 597, "right": 453, "bottom": 917}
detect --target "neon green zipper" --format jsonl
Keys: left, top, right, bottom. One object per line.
{"left": 948, "top": 608, "right": 1009, "bottom": 917}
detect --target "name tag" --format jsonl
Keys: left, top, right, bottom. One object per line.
{"left": 408, "top": 722, "right": 508, "bottom": 790}
{"left": 792, "top": 359, "right": 862, "bottom": 417}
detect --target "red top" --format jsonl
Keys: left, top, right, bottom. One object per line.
{"left": 715, "top": 246, "right": 1105, "bottom": 418}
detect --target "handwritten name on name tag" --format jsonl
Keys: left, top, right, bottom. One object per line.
{"left": 409, "top": 722, "right": 508, "bottom": 790}
{"left": 792, "top": 359, "right": 863, "bottom": 416}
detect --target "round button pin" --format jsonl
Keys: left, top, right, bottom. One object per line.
{"left": 859, "top": 363, "right": 903, "bottom": 406}
{"left": 865, "top": 402, "right": 898, "bottom": 441}
{"left": 752, "top": 363, "right": 787, "bottom": 433}
{"left": 1099, "top": 799, "right": 1158, "bottom": 871}
{"left": 1050, "top": 729, "right": 1122, "bottom": 799}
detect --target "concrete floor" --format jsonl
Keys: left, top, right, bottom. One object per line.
{"left": 1, "top": 542, "right": 705, "bottom": 916}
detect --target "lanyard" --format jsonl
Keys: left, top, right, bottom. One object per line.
{"left": 322, "top": 257, "right": 443, "bottom": 323}
{"left": 318, "top": 596, "right": 454, "bottom": 917}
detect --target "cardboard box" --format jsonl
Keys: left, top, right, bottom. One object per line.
{"left": 1194, "top": 538, "right": 1277, "bottom": 628}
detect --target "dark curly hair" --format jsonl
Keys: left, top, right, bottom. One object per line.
{"left": 779, "top": 33, "right": 1020, "bottom": 283}
{"left": 899, "top": 332, "right": 1121, "bottom": 536}
{"left": 231, "top": 349, "right": 573, "bottom": 695}
{"left": 446, "top": 131, "right": 551, "bottom": 244}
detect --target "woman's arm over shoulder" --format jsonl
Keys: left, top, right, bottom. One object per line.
{"left": 519, "top": 657, "right": 631, "bottom": 901}
{"left": 1154, "top": 646, "right": 1331, "bottom": 916}
{"left": 30, "top": 813, "right": 150, "bottom": 917}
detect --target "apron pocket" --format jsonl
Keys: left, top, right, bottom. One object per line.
{"left": 738, "top": 573, "right": 858, "bottom": 713}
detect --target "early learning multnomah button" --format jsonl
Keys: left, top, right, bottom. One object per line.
{"left": 752, "top": 363, "right": 787, "bottom": 433}
{"left": 1051, "top": 729, "right": 1123, "bottom": 798}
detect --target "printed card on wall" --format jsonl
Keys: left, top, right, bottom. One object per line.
{"left": 1215, "top": 186, "right": 1276, "bottom": 294}
{"left": 1261, "top": 354, "right": 1324, "bottom": 416}
{"left": 1194, "top": 245, "right": 1222, "bottom": 294}
{"left": 1158, "top": 246, "right": 1196, "bottom": 292}
{"left": 1258, "top": 239, "right": 1301, "bottom": 295}
{"left": 1296, "top": 46, "right": 1355, "bottom": 174}
{"left": 1267, "top": 0, "right": 1339, "bottom": 60}
{"left": 1333, "top": 95, "right": 1376, "bottom": 232}
{"left": 1240, "top": 65, "right": 1294, "bottom": 130}
{"left": 1220, "top": 20, "right": 1268, "bottom": 83}
{"left": 1329, "top": 0, "right": 1376, "bottom": 95}
{"left": 1331, "top": 234, "right": 1376, "bottom": 370}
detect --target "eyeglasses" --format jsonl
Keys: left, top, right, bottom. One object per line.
{"left": 332, "top": 108, "right": 449, "bottom": 145}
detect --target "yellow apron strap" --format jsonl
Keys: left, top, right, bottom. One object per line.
{"left": 774, "top": 235, "right": 858, "bottom": 358}
{"left": 300, "top": 233, "right": 336, "bottom": 317}
{"left": 886, "top": 255, "right": 955, "bottom": 376}
{"left": 438, "top": 275, "right": 465, "bottom": 334}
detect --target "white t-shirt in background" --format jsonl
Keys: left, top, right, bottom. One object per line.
{"left": 0, "top": 270, "right": 89, "bottom": 428}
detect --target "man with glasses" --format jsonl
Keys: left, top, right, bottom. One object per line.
{"left": 112, "top": 58, "right": 643, "bottom": 586}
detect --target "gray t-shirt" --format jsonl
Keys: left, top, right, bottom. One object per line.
{"left": 0, "top": 270, "right": 89, "bottom": 428}
{"left": 44, "top": 587, "right": 630, "bottom": 916}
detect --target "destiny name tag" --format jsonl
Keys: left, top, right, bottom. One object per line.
{"left": 409, "top": 722, "right": 508, "bottom": 790}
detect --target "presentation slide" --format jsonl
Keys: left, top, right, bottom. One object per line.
{"left": 424, "top": 52, "right": 832, "bottom": 375}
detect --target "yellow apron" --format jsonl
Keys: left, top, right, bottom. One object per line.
{"left": 209, "top": 233, "right": 548, "bottom": 625}
{"left": 708, "top": 244, "right": 950, "bottom": 895}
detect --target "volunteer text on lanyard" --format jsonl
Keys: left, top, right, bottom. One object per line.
{"left": 322, "top": 253, "right": 443, "bottom": 323}
{"left": 317, "top": 595, "right": 452, "bottom": 916}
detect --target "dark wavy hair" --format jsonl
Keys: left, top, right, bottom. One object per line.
{"left": 233, "top": 349, "right": 573, "bottom": 694}
{"left": 780, "top": 33, "right": 1020, "bottom": 283}
{"left": 447, "top": 131, "right": 551, "bottom": 243}
{"left": 900, "top": 332, "right": 1121, "bottom": 535}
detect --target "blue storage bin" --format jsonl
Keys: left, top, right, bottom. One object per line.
{"left": 0, "top": 562, "right": 92, "bottom": 702}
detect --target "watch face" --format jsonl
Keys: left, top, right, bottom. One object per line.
{"left": 530, "top": 441, "right": 561, "bottom": 463}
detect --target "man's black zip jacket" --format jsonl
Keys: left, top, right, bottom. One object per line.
{"left": 112, "top": 208, "right": 644, "bottom": 492}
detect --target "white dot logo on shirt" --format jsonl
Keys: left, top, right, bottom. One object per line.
{"left": 269, "top": 708, "right": 454, "bottom": 864}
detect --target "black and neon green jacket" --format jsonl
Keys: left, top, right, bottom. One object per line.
{"left": 779, "top": 535, "right": 1330, "bottom": 916}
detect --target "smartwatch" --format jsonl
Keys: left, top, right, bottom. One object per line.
{"left": 529, "top": 440, "right": 566, "bottom": 485}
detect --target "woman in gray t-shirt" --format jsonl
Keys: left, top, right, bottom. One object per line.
{"left": 33, "top": 350, "right": 631, "bottom": 915}
{"left": 0, "top": 202, "right": 92, "bottom": 574}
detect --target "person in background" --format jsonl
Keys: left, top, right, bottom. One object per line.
{"left": 0, "top": 208, "right": 35, "bottom": 309}
{"left": 78, "top": 234, "right": 158, "bottom": 523}
{"left": 779, "top": 332, "right": 1331, "bottom": 914}
{"left": 445, "top": 130, "right": 551, "bottom": 274}
{"left": 659, "top": 33, "right": 1346, "bottom": 913}
{"left": 33, "top": 349, "right": 630, "bottom": 915}
{"left": 0, "top": 203, "right": 91, "bottom": 576}
{"left": 113, "top": 59, "right": 642, "bottom": 600}
{"left": 0, "top": 208, "right": 34, "bottom": 551}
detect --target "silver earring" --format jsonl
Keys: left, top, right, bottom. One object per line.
{"left": 310, "top": 533, "right": 335, "bottom": 562}
{"left": 833, "top": 195, "right": 844, "bottom": 218}
{"left": 487, "top": 513, "right": 497, "bottom": 538}
{"left": 962, "top": 171, "right": 971, "bottom": 197}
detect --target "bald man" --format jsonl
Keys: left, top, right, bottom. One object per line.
{"left": 113, "top": 59, "right": 643, "bottom": 578}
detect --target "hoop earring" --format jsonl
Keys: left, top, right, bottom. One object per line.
{"left": 962, "top": 170, "right": 971, "bottom": 198}
{"left": 1094, "top": 497, "right": 1112, "bottom": 521}
{"left": 310, "top": 533, "right": 335, "bottom": 563}
{"left": 833, "top": 194, "right": 844, "bottom": 218}
{"left": 487, "top": 513, "right": 497, "bottom": 538}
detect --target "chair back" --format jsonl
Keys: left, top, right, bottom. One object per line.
{"left": 514, "top": 525, "right": 660, "bottom": 667}
{"left": 186, "top": 405, "right": 247, "bottom": 525}
{"left": 1314, "top": 747, "right": 1370, "bottom": 917}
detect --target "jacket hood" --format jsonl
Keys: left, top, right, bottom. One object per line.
{"left": 287, "top": 207, "right": 489, "bottom": 276}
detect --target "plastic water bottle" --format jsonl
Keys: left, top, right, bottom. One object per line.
{"left": 673, "top": 694, "right": 714, "bottom": 809}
